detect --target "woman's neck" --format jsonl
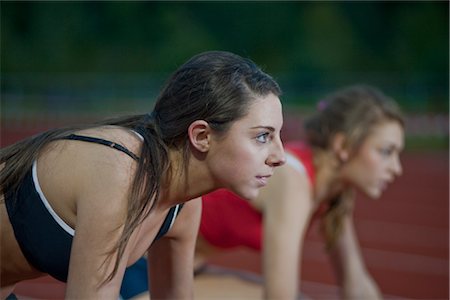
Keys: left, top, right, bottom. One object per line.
{"left": 157, "top": 149, "right": 217, "bottom": 210}
{"left": 313, "top": 150, "right": 346, "bottom": 204}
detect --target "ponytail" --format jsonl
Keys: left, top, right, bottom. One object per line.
{"left": 321, "top": 190, "right": 354, "bottom": 250}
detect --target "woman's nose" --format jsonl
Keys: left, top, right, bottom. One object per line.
{"left": 267, "top": 138, "right": 286, "bottom": 167}
{"left": 392, "top": 155, "right": 403, "bottom": 176}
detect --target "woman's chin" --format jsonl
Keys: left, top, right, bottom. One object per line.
{"left": 234, "top": 188, "right": 259, "bottom": 201}
{"left": 365, "top": 188, "right": 382, "bottom": 199}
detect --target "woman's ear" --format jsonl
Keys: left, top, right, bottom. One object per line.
{"left": 188, "top": 120, "right": 211, "bottom": 152}
{"left": 332, "top": 132, "right": 349, "bottom": 162}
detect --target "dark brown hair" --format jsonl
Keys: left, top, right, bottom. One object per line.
{"left": 304, "top": 85, "right": 404, "bottom": 249}
{"left": 0, "top": 51, "right": 281, "bottom": 282}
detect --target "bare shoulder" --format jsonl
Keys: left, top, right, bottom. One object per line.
{"left": 76, "top": 126, "right": 142, "bottom": 176}
{"left": 256, "top": 162, "right": 312, "bottom": 210}
{"left": 72, "top": 128, "right": 142, "bottom": 208}
{"left": 259, "top": 161, "right": 315, "bottom": 236}
{"left": 37, "top": 126, "right": 143, "bottom": 219}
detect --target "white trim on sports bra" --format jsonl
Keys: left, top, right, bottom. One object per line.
{"left": 285, "top": 151, "right": 306, "bottom": 174}
{"left": 168, "top": 204, "right": 180, "bottom": 229}
{"left": 32, "top": 160, "right": 75, "bottom": 236}
{"left": 130, "top": 129, "right": 144, "bottom": 141}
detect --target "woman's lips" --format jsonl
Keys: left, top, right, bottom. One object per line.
{"left": 256, "top": 175, "right": 271, "bottom": 186}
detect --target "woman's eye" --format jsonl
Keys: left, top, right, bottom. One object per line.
{"left": 256, "top": 132, "right": 270, "bottom": 143}
{"left": 379, "top": 148, "right": 393, "bottom": 157}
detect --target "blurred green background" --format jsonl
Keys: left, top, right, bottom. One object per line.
{"left": 1, "top": 1, "right": 448, "bottom": 149}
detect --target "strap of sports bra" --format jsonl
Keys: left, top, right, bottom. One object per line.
{"left": 153, "top": 204, "right": 184, "bottom": 242}
{"left": 61, "top": 134, "right": 139, "bottom": 160}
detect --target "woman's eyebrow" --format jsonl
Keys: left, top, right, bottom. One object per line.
{"left": 250, "top": 126, "right": 275, "bottom": 132}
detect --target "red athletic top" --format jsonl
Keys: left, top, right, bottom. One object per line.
{"left": 200, "top": 141, "right": 315, "bottom": 250}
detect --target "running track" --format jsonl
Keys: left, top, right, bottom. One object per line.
{"left": 2, "top": 122, "right": 449, "bottom": 299}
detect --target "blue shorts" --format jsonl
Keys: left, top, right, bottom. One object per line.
{"left": 120, "top": 258, "right": 149, "bottom": 299}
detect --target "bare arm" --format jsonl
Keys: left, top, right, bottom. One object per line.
{"left": 65, "top": 151, "right": 134, "bottom": 299}
{"left": 148, "top": 198, "right": 202, "bottom": 300}
{"left": 262, "top": 165, "right": 314, "bottom": 300}
{"left": 328, "top": 211, "right": 382, "bottom": 299}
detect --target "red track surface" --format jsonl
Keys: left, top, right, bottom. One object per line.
{"left": 3, "top": 125, "right": 449, "bottom": 299}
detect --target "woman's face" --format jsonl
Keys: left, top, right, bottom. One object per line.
{"left": 207, "top": 93, "right": 286, "bottom": 201}
{"left": 342, "top": 120, "right": 404, "bottom": 199}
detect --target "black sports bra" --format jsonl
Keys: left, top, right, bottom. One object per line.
{"left": 4, "top": 133, "right": 183, "bottom": 282}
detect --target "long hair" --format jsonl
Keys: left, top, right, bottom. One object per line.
{"left": 0, "top": 51, "right": 281, "bottom": 282}
{"left": 303, "top": 85, "right": 404, "bottom": 249}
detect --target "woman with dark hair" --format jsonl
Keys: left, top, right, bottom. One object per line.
{"left": 196, "top": 85, "right": 405, "bottom": 299}
{"left": 0, "top": 51, "right": 286, "bottom": 299}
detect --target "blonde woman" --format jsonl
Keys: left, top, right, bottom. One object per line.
{"left": 198, "top": 85, "right": 404, "bottom": 299}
